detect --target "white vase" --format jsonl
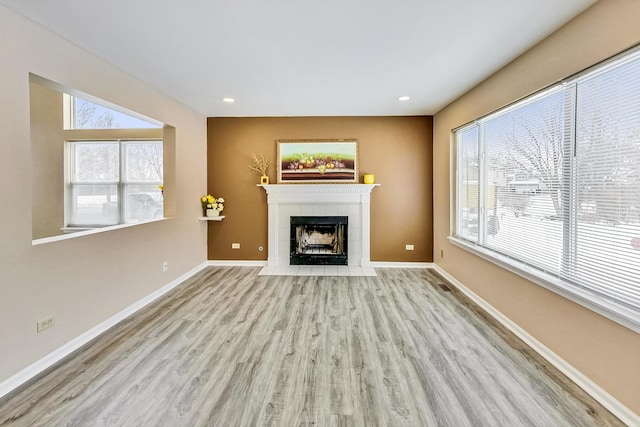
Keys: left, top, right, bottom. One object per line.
{"left": 206, "top": 209, "right": 219, "bottom": 217}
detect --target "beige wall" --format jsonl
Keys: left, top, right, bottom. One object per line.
{"left": 207, "top": 116, "right": 433, "bottom": 262}
{"left": 0, "top": 6, "right": 207, "bottom": 384}
{"left": 30, "top": 79, "right": 65, "bottom": 239}
{"left": 434, "top": 0, "right": 640, "bottom": 414}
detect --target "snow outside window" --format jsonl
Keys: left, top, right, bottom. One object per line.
{"left": 452, "top": 47, "right": 640, "bottom": 332}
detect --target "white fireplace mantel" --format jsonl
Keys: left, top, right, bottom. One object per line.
{"left": 260, "top": 184, "right": 379, "bottom": 267}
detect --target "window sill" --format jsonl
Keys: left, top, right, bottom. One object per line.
{"left": 32, "top": 218, "right": 169, "bottom": 246}
{"left": 61, "top": 227, "right": 95, "bottom": 234}
{"left": 448, "top": 236, "right": 640, "bottom": 334}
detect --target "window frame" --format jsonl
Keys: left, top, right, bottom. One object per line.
{"left": 66, "top": 139, "right": 164, "bottom": 228}
{"left": 451, "top": 46, "right": 640, "bottom": 333}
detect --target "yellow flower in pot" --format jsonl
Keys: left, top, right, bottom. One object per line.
{"left": 201, "top": 195, "right": 224, "bottom": 217}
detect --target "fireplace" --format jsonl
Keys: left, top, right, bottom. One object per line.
{"left": 260, "top": 184, "right": 379, "bottom": 268}
{"left": 290, "top": 216, "right": 348, "bottom": 265}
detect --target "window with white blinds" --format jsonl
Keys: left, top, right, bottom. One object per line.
{"left": 67, "top": 140, "right": 164, "bottom": 227}
{"left": 452, "top": 46, "right": 640, "bottom": 331}
{"left": 455, "top": 125, "right": 480, "bottom": 243}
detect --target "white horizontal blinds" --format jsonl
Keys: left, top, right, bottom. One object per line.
{"left": 69, "top": 140, "right": 164, "bottom": 226}
{"left": 573, "top": 53, "right": 640, "bottom": 309}
{"left": 483, "top": 90, "right": 566, "bottom": 274}
{"left": 456, "top": 125, "right": 480, "bottom": 243}
{"left": 70, "top": 142, "right": 120, "bottom": 226}
{"left": 453, "top": 47, "right": 640, "bottom": 325}
{"left": 123, "top": 141, "right": 163, "bottom": 183}
{"left": 122, "top": 141, "right": 164, "bottom": 223}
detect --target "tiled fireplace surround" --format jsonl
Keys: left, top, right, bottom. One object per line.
{"left": 259, "top": 184, "right": 379, "bottom": 276}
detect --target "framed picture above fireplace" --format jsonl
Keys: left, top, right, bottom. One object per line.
{"left": 276, "top": 139, "right": 358, "bottom": 183}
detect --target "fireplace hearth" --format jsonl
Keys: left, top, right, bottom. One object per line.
{"left": 290, "top": 216, "right": 348, "bottom": 265}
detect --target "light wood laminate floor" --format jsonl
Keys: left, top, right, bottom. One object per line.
{"left": 0, "top": 267, "right": 622, "bottom": 426}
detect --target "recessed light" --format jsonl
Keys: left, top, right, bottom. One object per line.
{"left": 222, "top": 97, "right": 235, "bottom": 103}
{"left": 398, "top": 96, "right": 410, "bottom": 101}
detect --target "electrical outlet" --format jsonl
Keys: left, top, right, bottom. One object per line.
{"left": 37, "top": 316, "right": 55, "bottom": 333}
{"left": 162, "top": 261, "right": 168, "bottom": 272}
{"left": 232, "top": 243, "right": 240, "bottom": 249}
{"left": 405, "top": 244, "right": 414, "bottom": 251}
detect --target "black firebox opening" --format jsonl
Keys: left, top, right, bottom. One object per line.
{"left": 290, "top": 216, "right": 348, "bottom": 265}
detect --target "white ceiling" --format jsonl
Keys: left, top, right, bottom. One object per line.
{"left": 1, "top": 0, "right": 596, "bottom": 117}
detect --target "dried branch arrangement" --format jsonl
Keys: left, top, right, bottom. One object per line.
{"left": 248, "top": 153, "right": 269, "bottom": 176}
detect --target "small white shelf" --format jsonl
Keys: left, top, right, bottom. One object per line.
{"left": 199, "top": 216, "right": 225, "bottom": 222}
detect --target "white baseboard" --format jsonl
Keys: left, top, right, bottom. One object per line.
{"left": 0, "top": 262, "right": 209, "bottom": 400}
{"left": 206, "top": 260, "right": 267, "bottom": 267}
{"left": 206, "top": 260, "right": 431, "bottom": 269}
{"left": 372, "top": 262, "right": 435, "bottom": 268}
{"left": 432, "top": 264, "right": 640, "bottom": 426}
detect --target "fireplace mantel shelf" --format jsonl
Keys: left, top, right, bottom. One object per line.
{"left": 259, "top": 184, "right": 379, "bottom": 204}
{"left": 258, "top": 183, "right": 379, "bottom": 193}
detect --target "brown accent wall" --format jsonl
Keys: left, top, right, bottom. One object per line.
{"left": 207, "top": 116, "right": 433, "bottom": 262}
{"left": 433, "top": 0, "right": 640, "bottom": 415}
